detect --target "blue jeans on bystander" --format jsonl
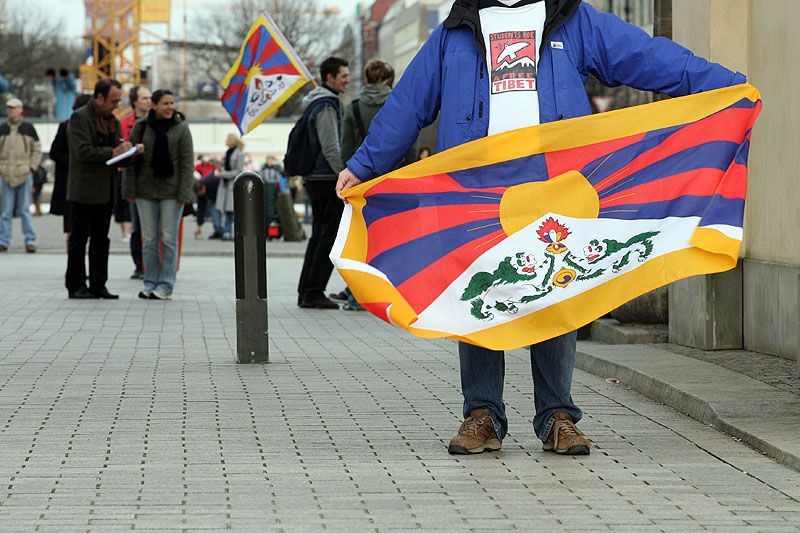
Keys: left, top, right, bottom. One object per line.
{"left": 136, "top": 198, "right": 184, "bottom": 295}
{"left": 0, "top": 174, "right": 36, "bottom": 247}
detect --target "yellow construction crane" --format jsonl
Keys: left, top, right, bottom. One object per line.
{"left": 80, "top": 0, "right": 170, "bottom": 90}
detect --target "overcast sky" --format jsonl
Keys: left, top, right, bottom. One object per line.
{"left": 10, "top": 0, "right": 363, "bottom": 44}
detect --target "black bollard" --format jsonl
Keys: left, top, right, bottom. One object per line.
{"left": 233, "top": 171, "right": 269, "bottom": 363}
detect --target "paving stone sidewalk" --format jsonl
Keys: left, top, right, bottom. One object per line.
{"left": 1, "top": 247, "right": 799, "bottom": 531}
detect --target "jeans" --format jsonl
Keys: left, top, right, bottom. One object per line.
{"left": 222, "top": 210, "right": 234, "bottom": 239}
{"left": 297, "top": 180, "right": 344, "bottom": 303}
{"left": 0, "top": 174, "right": 36, "bottom": 246}
{"left": 209, "top": 205, "right": 224, "bottom": 235}
{"left": 136, "top": 198, "right": 183, "bottom": 295}
{"left": 458, "top": 330, "right": 581, "bottom": 442}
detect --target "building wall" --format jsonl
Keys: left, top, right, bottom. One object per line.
{"left": 672, "top": 0, "right": 800, "bottom": 359}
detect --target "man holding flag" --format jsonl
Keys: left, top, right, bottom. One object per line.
{"left": 336, "top": 0, "right": 745, "bottom": 456}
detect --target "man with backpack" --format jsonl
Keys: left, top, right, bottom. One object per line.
{"left": 290, "top": 56, "right": 350, "bottom": 309}
{"left": 332, "top": 59, "right": 420, "bottom": 311}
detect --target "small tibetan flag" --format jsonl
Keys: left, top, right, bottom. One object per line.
{"left": 220, "top": 11, "right": 313, "bottom": 135}
{"left": 331, "top": 84, "right": 762, "bottom": 350}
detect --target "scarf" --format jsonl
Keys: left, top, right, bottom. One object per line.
{"left": 92, "top": 100, "right": 116, "bottom": 136}
{"left": 147, "top": 109, "right": 175, "bottom": 178}
{"left": 224, "top": 147, "right": 235, "bottom": 171}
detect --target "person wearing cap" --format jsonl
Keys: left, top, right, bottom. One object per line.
{"left": 0, "top": 97, "right": 41, "bottom": 253}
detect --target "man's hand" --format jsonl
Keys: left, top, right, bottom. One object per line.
{"left": 194, "top": 226, "right": 202, "bottom": 238}
{"left": 336, "top": 168, "right": 362, "bottom": 201}
{"left": 112, "top": 141, "right": 132, "bottom": 157}
{"left": 135, "top": 143, "right": 144, "bottom": 154}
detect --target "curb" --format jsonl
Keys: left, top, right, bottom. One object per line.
{"left": 575, "top": 349, "right": 800, "bottom": 472}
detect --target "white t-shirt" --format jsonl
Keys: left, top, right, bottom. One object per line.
{"left": 479, "top": 0, "right": 546, "bottom": 135}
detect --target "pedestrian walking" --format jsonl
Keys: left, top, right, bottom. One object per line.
{"left": 296, "top": 56, "right": 350, "bottom": 309}
{"left": 120, "top": 85, "right": 152, "bottom": 280}
{"left": 65, "top": 79, "right": 141, "bottom": 299}
{"left": 337, "top": 0, "right": 745, "bottom": 456}
{"left": 215, "top": 133, "right": 244, "bottom": 241}
{"left": 0, "top": 97, "right": 41, "bottom": 253}
{"left": 123, "top": 89, "right": 194, "bottom": 300}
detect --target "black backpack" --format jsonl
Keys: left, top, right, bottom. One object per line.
{"left": 283, "top": 97, "right": 338, "bottom": 176}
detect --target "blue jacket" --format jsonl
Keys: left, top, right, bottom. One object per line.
{"left": 347, "top": 0, "right": 746, "bottom": 180}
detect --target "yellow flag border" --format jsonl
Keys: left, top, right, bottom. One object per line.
{"left": 335, "top": 84, "right": 760, "bottom": 350}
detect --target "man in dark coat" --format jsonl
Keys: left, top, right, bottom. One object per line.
{"left": 65, "top": 79, "right": 143, "bottom": 299}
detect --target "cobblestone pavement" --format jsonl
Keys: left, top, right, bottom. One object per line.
{"left": 1, "top": 247, "right": 799, "bottom": 531}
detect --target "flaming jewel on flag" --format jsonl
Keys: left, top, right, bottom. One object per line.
{"left": 220, "top": 11, "right": 313, "bottom": 134}
{"left": 331, "top": 84, "right": 762, "bottom": 350}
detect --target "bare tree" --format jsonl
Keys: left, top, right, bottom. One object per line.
{"left": 2, "top": 7, "right": 83, "bottom": 117}
{"left": 192, "top": 0, "right": 354, "bottom": 116}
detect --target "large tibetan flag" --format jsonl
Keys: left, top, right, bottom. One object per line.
{"left": 220, "top": 11, "right": 312, "bottom": 135}
{"left": 331, "top": 84, "right": 762, "bottom": 350}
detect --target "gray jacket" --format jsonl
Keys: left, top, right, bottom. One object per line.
{"left": 302, "top": 86, "right": 344, "bottom": 180}
{"left": 215, "top": 146, "right": 243, "bottom": 212}
{"left": 122, "top": 114, "right": 194, "bottom": 204}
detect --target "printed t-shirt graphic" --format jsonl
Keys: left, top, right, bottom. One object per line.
{"left": 479, "top": 1, "right": 546, "bottom": 135}
{"left": 490, "top": 31, "right": 537, "bottom": 94}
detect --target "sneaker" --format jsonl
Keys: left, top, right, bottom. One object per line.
{"left": 121, "top": 234, "right": 131, "bottom": 243}
{"left": 542, "top": 412, "right": 590, "bottom": 455}
{"left": 448, "top": 408, "right": 502, "bottom": 455}
{"left": 208, "top": 231, "right": 223, "bottom": 240}
{"left": 138, "top": 290, "right": 152, "bottom": 299}
{"left": 0, "top": 244, "right": 7, "bottom": 252}
{"left": 26, "top": 244, "right": 36, "bottom": 253}
{"left": 150, "top": 289, "right": 171, "bottom": 300}
{"left": 130, "top": 270, "right": 144, "bottom": 280}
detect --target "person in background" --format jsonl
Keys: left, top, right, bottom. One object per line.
{"left": 119, "top": 85, "right": 152, "bottom": 280}
{"left": 243, "top": 155, "right": 258, "bottom": 173}
{"left": 30, "top": 155, "right": 48, "bottom": 216}
{"left": 0, "top": 97, "right": 41, "bottom": 253}
{"left": 66, "top": 79, "right": 141, "bottom": 299}
{"left": 214, "top": 133, "right": 244, "bottom": 241}
{"left": 46, "top": 67, "right": 77, "bottom": 121}
{"left": 334, "top": 58, "right": 419, "bottom": 310}
{"left": 193, "top": 170, "right": 223, "bottom": 239}
{"left": 418, "top": 146, "right": 433, "bottom": 160}
{"left": 296, "top": 56, "right": 350, "bottom": 310}
{"left": 194, "top": 155, "right": 216, "bottom": 179}
{"left": 260, "top": 155, "right": 284, "bottom": 185}
{"left": 123, "top": 89, "right": 194, "bottom": 300}
{"left": 50, "top": 93, "right": 92, "bottom": 233}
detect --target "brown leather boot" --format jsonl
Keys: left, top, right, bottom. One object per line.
{"left": 448, "top": 408, "right": 502, "bottom": 454}
{"left": 543, "top": 411, "right": 590, "bottom": 455}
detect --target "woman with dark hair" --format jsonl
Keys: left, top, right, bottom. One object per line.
{"left": 123, "top": 89, "right": 194, "bottom": 300}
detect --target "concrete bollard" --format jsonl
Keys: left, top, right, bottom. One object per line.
{"left": 233, "top": 171, "right": 269, "bottom": 364}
